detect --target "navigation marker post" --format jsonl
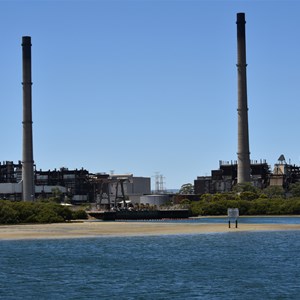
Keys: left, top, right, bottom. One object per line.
{"left": 227, "top": 208, "right": 239, "bottom": 228}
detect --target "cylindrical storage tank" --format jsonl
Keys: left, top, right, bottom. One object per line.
{"left": 140, "top": 195, "right": 170, "bottom": 206}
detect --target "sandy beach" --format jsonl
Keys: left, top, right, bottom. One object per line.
{"left": 1, "top": 221, "right": 300, "bottom": 240}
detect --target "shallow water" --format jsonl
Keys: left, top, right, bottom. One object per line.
{"left": 119, "top": 216, "right": 300, "bottom": 224}
{"left": 1, "top": 226, "right": 300, "bottom": 299}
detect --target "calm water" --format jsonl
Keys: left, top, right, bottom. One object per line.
{"left": 1, "top": 219, "right": 300, "bottom": 299}
{"left": 124, "top": 216, "right": 300, "bottom": 224}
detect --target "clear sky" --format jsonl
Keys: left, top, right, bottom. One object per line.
{"left": 1, "top": 0, "right": 300, "bottom": 190}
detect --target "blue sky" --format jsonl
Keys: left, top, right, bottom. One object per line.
{"left": 1, "top": 0, "right": 300, "bottom": 189}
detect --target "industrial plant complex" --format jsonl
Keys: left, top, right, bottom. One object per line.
{"left": 2, "top": 13, "right": 300, "bottom": 207}
{"left": 0, "top": 160, "right": 152, "bottom": 205}
{"left": 194, "top": 156, "right": 300, "bottom": 194}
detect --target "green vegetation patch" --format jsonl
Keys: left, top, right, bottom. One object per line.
{"left": 190, "top": 198, "right": 300, "bottom": 216}
{"left": 0, "top": 200, "right": 88, "bottom": 225}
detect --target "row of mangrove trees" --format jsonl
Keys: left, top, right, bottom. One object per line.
{"left": 0, "top": 200, "right": 88, "bottom": 224}
{"left": 178, "top": 183, "right": 300, "bottom": 216}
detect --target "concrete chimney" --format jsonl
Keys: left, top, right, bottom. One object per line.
{"left": 236, "top": 13, "right": 251, "bottom": 184}
{"left": 22, "top": 36, "right": 35, "bottom": 201}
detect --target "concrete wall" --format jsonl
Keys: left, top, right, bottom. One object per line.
{"left": 126, "top": 177, "right": 151, "bottom": 194}
{"left": 0, "top": 182, "right": 22, "bottom": 194}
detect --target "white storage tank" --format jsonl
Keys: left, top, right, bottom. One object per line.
{"left": 140, "top": 195, "right": 170, "bottom": 206}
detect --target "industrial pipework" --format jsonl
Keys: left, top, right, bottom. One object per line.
{"left": 22, "top": 36, "right": 35, "bottom": 201}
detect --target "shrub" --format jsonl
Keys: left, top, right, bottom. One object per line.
{"left": 262, "top": 186, "right": 285, "bottom": 199}
{"left": 72, "top": 209, "right": 88, "bottom": 220}
{"left": 52, "top": 205, "right": 73, "bottom": 221}
{"left": 233, "top": 183, "right": 258, "bottom": 193}
{"left": 35, "top": 207, "right": 64, "bottom": 223}
{"left": 240, "top": 191, "right": 259, "bottom": 201}
{"left": 190, "top": 201, "right": 204, "bottom": 216}
{"left": 289, "top": 183, "right": 300, "bottom": 198}
{"left": 0, "top": 203, "right": 19, "bottom": 224}
{"left": 200, "top": 194, "right": 214, "bottom": 202}
{"left": 237, "top": 200, "right": 252, "bottom": 215}
{"left": 201, "top": 201, "right": 227, "bottom": 215}
{"left": 0, "top": 200, "right": 80, "bottom": 224}
{"left": 15, "top": 202, "right": 37, "bottom": 222}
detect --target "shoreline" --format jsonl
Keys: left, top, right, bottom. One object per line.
{"left": 1, "top": 221, "right": 300, "bottom": 240}
{"left": 194, "top": 215, "right": 300, "bottom": 218}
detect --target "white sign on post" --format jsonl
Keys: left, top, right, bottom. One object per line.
{"left": 227, "top": 208, "right": 239, "bottom": 228}
{"left": 227, "top": 208, "right": 239, "bottom": 220}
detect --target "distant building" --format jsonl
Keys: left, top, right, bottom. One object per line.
{"left": 0, "top": 161, "right": 23, "bottom": 200}
{"left": 94, "top": 174, "right": 151, "bottom": 207}
{"left": 194, "top": 159, "right": 270, "bottom": 194}
{"left": 110, "top": 174, "right": 151, "bottom": 204}
{"left": 35, "top": 167, "right": 90, "bottom": 202}
{"left": 269, "top": 155, "right": 300, "bottom": 189}
{"left": 195, "top": 155, "right": 300, "bottom": 195}
{"left": 0, "top": 161, "right": 151, "bottom": 204}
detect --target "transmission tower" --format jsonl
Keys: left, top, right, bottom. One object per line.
{"left": 153, "top": 172, "right": 166, "bottom": 194}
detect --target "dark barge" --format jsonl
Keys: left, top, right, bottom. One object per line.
{"left": 87, "top": 209, "right": 190, "bottom": 221}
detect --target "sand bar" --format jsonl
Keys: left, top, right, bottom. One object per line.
{"left": 1, "top": 221, "right": 300, "bottom": 240}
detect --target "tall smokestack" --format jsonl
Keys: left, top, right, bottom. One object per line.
{"left": 22, "top": 36, "right": 35, "bottom": 201}
{"left": 236, "top": 13, "right": 251, "bottom": 184}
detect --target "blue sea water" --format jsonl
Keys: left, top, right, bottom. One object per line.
{"left": 127, "top": 216, "right": 300, "bottom": 224}
{"left": 1, "top": 218, "right": 300, "bottom": 299}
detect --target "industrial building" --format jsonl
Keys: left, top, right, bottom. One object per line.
{"left": 0, "top": 161, "right": 151, "bottom": 204}
{"left": 193, "top": 12, "right": 300, "bottom": 195}
{"left": 6, "top": 15, "right": 298, "bottom": 203}
{"left": 194, "top": 155, "right": 300, "bottom": 195}
{"left": 269, "top": 155, "right": 300, "bottom": 190}
{"left": 93, "top": 173, "right": 151, "bottom": 208}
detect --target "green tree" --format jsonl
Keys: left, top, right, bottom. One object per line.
{"left": 0, "top": 200, "right": 83, "bottom": 224}
{"left": 15, "top": 202, "right": 37, "bottom": 223}
{"left": 240, "top": 191, "right": 259, "bottom": 201}
{"left": 179, "top": 198, "right": 191, "bottom": 209}
{"left": 289, "top": 183, "right": 300, "bottom": 197}
{"left": 212, "top": 193, "right": 226, "bottom": 201}
{"left": 201, "top": 201, "right": 227, "bottom": 215}
{"left": 200, "top": 193, "right": 214, "bottom": 202}
{"left": 50, "top": 187, "right": 63, "bottom": 203}
{"left": 0, "top": 202, "right": 19, "bottom": 224}
{"left": 262, "top": 186, "right": 285, "bottom": 199}
{"left": 72, "top": 209, "right": 88, "bottom": 220}
{"left": 35, "top": 207, "right": 64, "bottom": 223}
{"left": 248, "top": 199, "right": 269, "bottom": 215}
{"left": 190, "top": 201, "right": 203, "bottom": 216}
{"left": 221, "top": 192, "right": 240, "bottom": 201}
{"left": 233, "top": 182, "right": 258, "bottom": 193}
{"left": 178, "top": 183, "right": 194, "bottom": 194}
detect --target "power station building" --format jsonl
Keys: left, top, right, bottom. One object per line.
{"left": 194, "top": 156, "right": 300, "bottom": 195}
{"left": 5, "top": 15, "right": 298, "bottom": 203}
{"left": 0, "top": 161, "right": 151, "bottom": 204}
{"left": 194, "top": 160, "right": 269, "bottom": 194}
